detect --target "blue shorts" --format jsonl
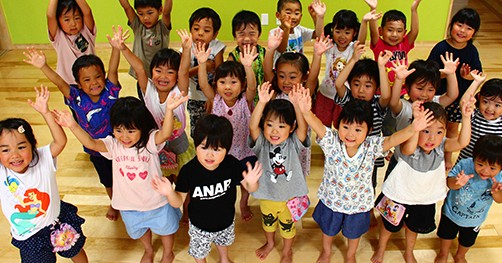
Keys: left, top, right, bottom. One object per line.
{"left": 11, "top": 201, "right": 86, "bottom": 263}
{"left": 120, "top": 203, "right": 181, "bottom": 239}
{"left": 313, "top": 201, "right": 370, "bottom": 239}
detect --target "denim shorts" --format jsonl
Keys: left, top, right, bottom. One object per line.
{"left": 313, "top": 201, "right": 370, "bottom": 239}
{"left": 120, "top": 203, "right": 181, "bottom": 239}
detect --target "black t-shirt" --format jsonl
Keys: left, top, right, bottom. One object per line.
{"left": 175, "top": 155, "right": 244, "bottom": 232}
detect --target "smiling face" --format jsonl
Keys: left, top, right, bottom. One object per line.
{"left": 0, "top": 130, "right": 33, "bottom": 174}
{"left": 449, "top": 22, "right": 475, "bottom": 47}
{"left": 196, "top": 139, "right": 227, "bottom": 171}
{"left": 263, "top": 114, "right": 294, "bottom": 146}
{"left": 235, "top": 24, "right": 261, "bottom": 51}
{"left": 77, "top": 65, "right": 106, "bottom": 102}
{"left": 190, "top": 18, "right": 217, "bottom": 46}
{"left": 113, "top": 125, "right": 141, "bottom": 148}
{"left": 276, "top": 63, "right": 304, "bottom": 94}
{"left": 216, "top": 75, "right": 243, "bottom": 107}
{"left": 332, "top": 27, "right": 356, "bottom": 51}
{"left": 478, "top": 95, "right": 502, "bottom": 121}
{"left": 276, "top": 2, "right": 303, "bottom": 31}
{"left": 379, "top": 20, "right": 406, "bottom": 46}
{"left": 474, "top": 158, "right": 502, "bottom": 180}
{"left": 408, "top": 80, "right": 436, "bottom": 102}
{"left": 417, "top": 120, "right": 446, "bottom": 154}
{"left": 136, "top": 6, "right": 161, "bottom": 29}
{"left": 349, "top": 75, "right": 377, "bottom": 101}
{"left": 58, "top": 8, "right": 83, "bottom": 35}
{"left": 151, "top": 64, "right": 178, "bottom": 94}
{"left": 338, "top": 120, "right": 368, "bottom": 151}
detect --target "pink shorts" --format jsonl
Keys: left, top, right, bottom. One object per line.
{"left": 313, "top": 92, "right": 342, "bottom": 129}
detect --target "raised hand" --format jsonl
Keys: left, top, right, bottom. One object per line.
{"left": 461, "top": 94, "right": 476, "bottom": 117}
{"left": 288, "top": 83, "right": 305, "bottom": 107}
{"left": 296, "top": 85, "right": 313, "bottom": 114}
{"left": 365, "top": 0, "right": 378, "bottom": 10}
{"left": 166, "top": 91, "right": 189, "bottom": 111}
{"left": 351, "top": 41, "right": 365, "bottom": 62}
{"left": 194, "top": 42, "right": 211, "bottom": 65}
{"left": 279, "top": 13, "right": 292, "bottom": 30}
{"left": 28, "top": 85, "right": 50, "bottom": 114}
{"left": 411, "top": 0, "right": 422, "bottom": 11}
{"left": 257, "top": 82, "right": 274, "bottom": 104}
{"left": 53, "top": 109, "right": 78, "bottom": 128}
{"left": 242, "top": 161, "right": 263, "bottom": 186}
{"left": 411, "top": 99, "right": 425, "bottom": 119}
{"left": 455, "top": 170, "right": 473, "bottom": 187}
{"left": 268, "top": 29, "right": 283, "bottom": 50}
{"left": 106, "top": 25, "right": 130, "bottom": 50}
{"left": 439, "top": 52, "right": 460, "bottom": 75}
{"left": 491, "top": 177, "right": 502, "bottom": 194}
{"left": 378, "top": 50, "right": 393, "bottom": 67}
{"left": 239, "top": 44, "right": 258, "bottom": 68}
{"left": 412, "top": 107, "right": 434, "bottom": 132}
{"left": 362, "top": 10, "right": 383, "bottom": 22}
{"left": 177, "top": 29, "right": 193, "bottom": 51}
{"left": 314, "top": 34, "right": 333, "bottom": 56}
{"left": 391, "top": 58, "right": 416, "bottom": 80}
{"left": 151, "top": 176, "right": 174, "bottom": 196}
{"left": 470, "top": 69, "right": 487, "bottom": 83}
{"left": 23, "top": 47, "right": 46, "bottom": 69}
{"left": 460, "top": 63, "right": 471, "bottom": 79}
{"left": 311, "top": 0, "right": 326, "bottom": 18}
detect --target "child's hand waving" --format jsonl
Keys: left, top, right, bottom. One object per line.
{"left": 268, "top": 29, "right": 283, "bottom": 51}
{"left": 491, "top": 177, "right": 502, "bottom": 194}
{"left": 166, "top": 92, "right": 189, "bottom": 111}
{"left": 365, "top": 0, "right": 378, "bottom": 10}
{"left": 362, "top": 10, "right": 383, "bottom": 22}
{"left": 391, "top": 59, "right": 416, "bottom": 80}
{"left": 411, "top": 106, "right": 434, "bottom": 132}
{"left": 194, "top": 42, "right": 212, "bottom": 65}
{"left": 351, "top": 41, "right": 365, "bottom": 62}
{"left": 242, "top": 161, "right": 263, "bottom": 186}
{"left": 455, "top": 170, "right": 474, "bottom": 187}
{"left": 177, "top": 29, "right": 193, "bottom": 51}
{"left": 151, "top": 176, "right": 174, "bottom": 196}
{"left": 107, "top": 25, "right": 130, "bottom": 50}
{"left": 296, "top": 86, "right": 313, "bottom": 114}
{"left": 311, "top": 0, "right": 326, "bottom": 18}
{"left": 23, "top": 47, "right": 46, "bottom": 69}
{"left": 314, "top": 34, "right": 333, "bottom": 56}
{"left": 28, "top": 85, "right": 50, "bottom": 115}
{"left": 461, "top": 94, "right": 476, "bottom": 117}
{"left": 239, "top": 44, "right": 259, "bottom": 68}
{"left": 470, "top": 69, "right": 487, "bottom": 84}
{"left": 257, "top": 82, "right": 274, "bottom": 104}
{"left": 439, "top": 51, "right": 460, "bottom": 75}
{"left": 378, "top": 50, "right": 393, "bottom": 67}
{"left": 53, "top": 109, "right": 78, "bottom": 129}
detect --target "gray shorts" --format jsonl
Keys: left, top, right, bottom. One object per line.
{"left": 188, "top": 221, "right": 235, "bottom": 259}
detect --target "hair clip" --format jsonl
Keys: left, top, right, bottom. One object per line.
{"left": 18, "top": 125, "right": 25, "bottom": 134}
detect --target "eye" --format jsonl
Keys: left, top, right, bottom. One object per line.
{"left": 1, "top": 148, "right": 9, "bottom": 153}
{"left": 495, "top": 103, "right": 502, "bottom": 108}
{"left": 266, "top": 123, "right": 272, "bottom": 127}
{"left": 422, "top": 130, "right": 430, "bottom": 134}
{"left": 355, "top": 128, "right": 362, "bottom": 132}
{"left": 18, "top": 146, "right": 27, "bottom": 150}
{"left": 437, "top": 130, "right": 443, "bottom": 135}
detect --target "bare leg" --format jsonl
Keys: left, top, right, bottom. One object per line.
{"left": 280, "top": 237, "right": 294, "bottom": 263}
{"left": 445, "top": 122, "right": 460, "bottom": 171}
{"left": 138, "top": 229, "right": 154, "bottom": 263}
{"left": 216, "top": 245, "right": 233, "bottom": 263}
{"left": 105, "top": 187, "right": 119, "bottom": 221}
{"left": 316, "top": 233, "right": 334, "bottom": 263}
{"left": 403, "top": 226, "right": 418, "bottom": 263}
{"left": 371, "top": 225, "right": 393, "bottom": 263}
{"left": 194, "top": 257, "right": 207, "bottom": 263}
{"left": 71, "top": 249, "right": 88, "bottom": 263}
{"left": 181, "top": 193, "right": 190, "bottom": 225}
{"left": 256, "top": 231, "right": 275, "bottom": 261}
{"left": 159, "top": 234, "right": 175, "bottom": 263}
{"left": 453, "top": 244, "right": 470, "bottom": 263}
{"left": 434, "top": 238, "right": 453, "bottom": 263}
{"left": 345, "top": 237, "right": 360, "bottom": 263}
{"left": 239, "top": 187, "right": 253, "bottom": 221}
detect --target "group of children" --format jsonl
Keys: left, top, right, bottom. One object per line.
{"left": 1, "top": 0, "right": 502, "bottom": 262}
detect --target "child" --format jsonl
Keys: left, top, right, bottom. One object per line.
{"left": 195, "top": 42, "right": 258, "bottom": 221}
{"left": 333, "top": 42, "right": 392, "bottom": 189}
{"left": 23, "top": 37, "right": 121, "bottom": 221}
{"left": 151, "top": 114, "right": 262, "bottom": 263}
{"left": 187, "top": 7, "right": 226, "bottom": 138}
{"left": 249, "top": 83, "right": 309, "bottom": 262}
{"left": 47, "top": 0, "right": 96, "bottom": 85}
{"left": 372, "top": 100, "right": 475, "bottom": 263}
{"left": 118, "top": 0, "right": 172, "bottom": 79}
{"left": 0, "top": 86, "right": 87, "bottom": 262}
{"left": 228, "top": 10, "right": 266, "bottom": 93}
{"left": 54, "top": 94, "right": 187, "bottom": 263}
{"left": 297, "top": 90, "right": 433, "bottom": 263}
{"left": 427, "top": 8, "right": 482, "bottom": 170}
{"left": 435, "top": 135, "right": 502, "bottom": 263}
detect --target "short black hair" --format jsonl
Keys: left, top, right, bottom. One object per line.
{"left": 0, "top": 118, "right": 39, "bottom": 168}
{"left": 134, "top": 0, "right": 162, "bottom": 9}
{"left": 476, "top": 78, "right": 502, "bottom": 108}
{"left": 348, "top": 59, "right": 380, "bottom": 88}
{"left": 381, "top": 10, "right": 406, "bottom": 28}
{"left": 72, "top": 54, "right": 106, "bottom": 83}
{"left": 189, "top": 7, "right": 221, "bottom": 33}
{"left": 277, "top": 0, "right": 302, "bottom": 12}
{"left": 259, "top": 99, "right": 297, "bottom": 132}
{"left": 422, "top": 101, "right": 447, "bottom": 125}
{"left": 324, "top": 9, "right": 360, "bottom": 40}
{"left": 448, "top": 8, "right": 481, "bottom": 42}
{"left": 337, "top": 99, "right": 373, "bottom": 135}
{"left": 214, "top": 61, "right": 247, "bottom": 90}
{"left": 149, "top": 48, "right": 181, "bottom": 75}
{"left": 193, "top": 114, "right": 233, "bottom": 152}
{"left": 473, "top": 135, "right": 502, "bottom": 167}
{"left": 232, "top": 10, "right": 262, "bottom": 37}
{"left": 406, "top": 60, "right": 441, "bottom": 92}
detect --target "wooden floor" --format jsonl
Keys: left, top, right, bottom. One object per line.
{"left": 2, "top": 0, "right": 502, "bottom": 262}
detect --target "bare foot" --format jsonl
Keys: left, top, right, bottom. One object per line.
{"left": 316, "top": 250, "right": 331, "bottom": 263}
{"left": 240, "top": 204, "right": 253, "bottom": 222}
{"left": 140, "top": 250, "right": 154, "bottom": 263}
{"left": 280, "top": 248, "right": 293, "bottom": 263}
{"left": 160, "top": 251, "right": 174, "bottom": 263}
{"left": 453, "top": 255, "right": 467, "bottom": 263}
{"left": 370, "top": 249, "right": 385, "bottom": 263}
{"left": 404, "top": 251, "right": 417, "bottom": 263}
{"left": 106, "top": 206, "right": 119, "bottom": 221}
{"left": 255, "top": 242, "right": 275, "bottom": 261}
{"left": 434, "top": 253, "right": 448, "bottom": 263}
{"left": 345, "top": 254, "right": 356, "bottom": 263}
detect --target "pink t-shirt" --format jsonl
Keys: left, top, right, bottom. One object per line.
{"left": 100, "top": 131, "right": 169, "bottom": 211}
{"left": 371, "top": 35, "right": 414, "bottom": 96}
{"left": 50, "top": 25, "right": 96, "bottom": 85}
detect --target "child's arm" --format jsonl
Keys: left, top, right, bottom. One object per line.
{"left": 334, "top": 41, "right": 364, "bottom": 98}
{"left": 306, "top": 34, "right": 333, "bottom": 96}
{"left": 407, "top": 0, "right": 421, "bottom": 46}
{"left": 23, "top": 48, "right": 71, "bottom": 99}
{"left": 445, "top": 95, "right": 475, "bottom": 152}
{"left": 194, "top": 43, "right": 216, "bottom": 101}
{"left": 76, "top": 0, "right": 95, "bottom": 31}
{"left": 358, "top": 10, "right": 383, "bottom": 45}
{"left": 364, "top": 0, "right": 380, "bottom": 47}
{"left": 151, "top": 176, "right": 188, "bottom": 208}
{"left": 389, "top": 59, "right": 416, "bottom": 115}
{"left": 490, "top": 178, "right": 502, "bottom": 203}
{"left": 399, "top": 100, "right": 424, "bottom": 155}
{"left": 447, "top": 170, "right": 473, "bottom": 190}
{"left": 28, "top": 85, "right": 67, "bottom": 158}
{"left": 276, "top": 15, "right": 292, "bottom": 53}
{"left": 154, "top": 92, "right": 189, "bottom": 144}
{"left": 240, "top": 45, "right": 259, "bottom": 107}
{"left": 162, "top": 0, "right": 173, "bottom": 28}
{"left": 53, "top": 109, "right": 107, "bottom": 152}
{"left": 47, "top": 0, "right": 59, "bottom": 40}
{"left": 438, "top": 52, "right": 460, "bottom": 107}
{"left": 377, "top": 50, "right": 393, "bottom": 108}
{"left": 107, "top": 45, "right": 120, "bottom": 87}
{"left": 458, "top": 70, "right": 487, "bottom": 105}
{"left": 118, "top": 0, "right": 137, "bottom": 25}
{"left": 178, "top": 29, "right": 192, "bottom": 95}
{"left": 309, "top": 0, "right": 326, "bottom": 39}
{"left": 289, "top": 85, "right": 308, "bottom": 142}
{"left": 250, "top": 82, "right": 274, "bottom": 141}
{"left": 264, "top": 29, "right": 283, "bottom": 82}
{"left": 297, "top": 85, "right": 327, "bottom": 138}
{"left": 241, "top": 162, "right": 263, "bottom": 193}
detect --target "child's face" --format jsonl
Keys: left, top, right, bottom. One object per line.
{"left": 216, "top": 75, "right": 243, "bottom": 107}
{"left": 113, "top": 125, "right": 141, "bottom": 148}
{"left": 276, "top": 63, "right": 304, "bottom": 94}
{"left": 276, "top": 2, "right": 302, "bottom": 30}
{"left": 235, "top": 24, "right": 261, "bottom": 51}
{"left": 152, "top": 65, "right": 178, "bottom": 94}
{"left": 0, "top": 130, "right": 33, "bottom": 174}
{"left": 191, "top": 18, "right": 218, "bottom": 46}
{"left": 136, "top": 6, "right": 161, "bottom": 29}
{"left": 264, "top": 114, "right": 294, "bottom": 146}
{"left": 77, "top": 65, "right": 106, "bottom": 101}
{"left": 338, "top": 120, "right": 368, "bottom": 150}
{"left": 379, "top": 20, "right": 406, "bottom": 46}
{"left": 196, "top": 139, "right": 227, "bottom": 171}
{"left": 478, "top": 95, "right": 502, "bottom": 121}
{"left": 474, "top": 158, "right": 502, "bottom": 180}
{"left": 58, "top": 8, "right": 83, "bottom": 35}
{"left": 349, "top": 75, "right": 377, "bottom": 101}
{"left": 417, "top": 119, "right": 446, "bottom": 154}
{"left": 450, "top": 22, "right": 476, "bottom": 44}
{"left": 332, "top": 27, "right": 356, "bottom": 51}
{"left": 408, "top": 81, "right": 436, "bottom": 102}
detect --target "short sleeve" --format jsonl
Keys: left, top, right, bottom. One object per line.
{"left": 99, "top": 135, "right": 115, "bottom": 160}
